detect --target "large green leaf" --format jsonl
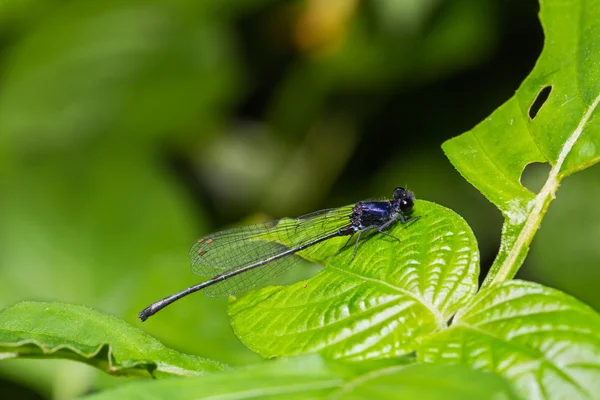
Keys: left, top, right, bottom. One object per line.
{"left": 418, "top": 280, "right": 600, "bottom": 400}
{"left": 229, "top": 201, "right": 479, "bottom": 360}
{"left": 442, "top": 0, "right": 600, "bottom": 287}
{"left": 81, "top": 355, "right": 519, "bottom": 400}
{"left": 0, "top": 302, "right": 225, "bottom": 378}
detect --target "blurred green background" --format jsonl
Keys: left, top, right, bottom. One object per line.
{"left": 1, "top": 0, "right": 598, "bottom": 399}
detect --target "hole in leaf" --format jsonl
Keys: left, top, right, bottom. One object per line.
{"left": 528, "top": 85, "right": 552, "bottom": 119}
{"left": 521, "top": 162, "right": 551, "bottom": 193}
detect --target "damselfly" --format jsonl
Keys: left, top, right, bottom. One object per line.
{"left": 139, "top": 187, "right": 419, "bottom": 321}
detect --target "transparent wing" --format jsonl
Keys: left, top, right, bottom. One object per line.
{"left": 188, "top": 206, "right": 354, "bottom": 297}
{"left": 204, "top": 253, "right": 302, "bottom": 297}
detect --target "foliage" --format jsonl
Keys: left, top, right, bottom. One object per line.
{"left": 82, "top": 355, "right": 520, "bottom": 400}
{"left": 0, "top": 0, "right": 599, "bottom": 399}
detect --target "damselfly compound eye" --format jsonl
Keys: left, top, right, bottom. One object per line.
{"left": 400, "top": 197, "right": 414, "bottom": 214}
{"left": 393, "top": 187, "right": 406, "bottom": 199}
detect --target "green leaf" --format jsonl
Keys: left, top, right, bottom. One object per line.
{"left": 81, "top": 355, "right": 519, "bottom": 400}
{"left": 418, "top": 280, "right": 600, "bottom": 400}
{"left": 229, "top": 201, "right": 479, "bottom": 360}
{"left": 0, "top": 302, "right": 226, "bottom": 378}
{"left": 442, "top": 0, "right": 600, "bottom": 287}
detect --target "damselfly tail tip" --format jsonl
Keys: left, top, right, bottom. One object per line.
{"left": 138, "top": 307, "right": 152, "bottom": 322}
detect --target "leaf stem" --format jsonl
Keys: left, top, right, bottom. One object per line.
{"left": 483, "top": 92, "right": 600, "bottom": 288}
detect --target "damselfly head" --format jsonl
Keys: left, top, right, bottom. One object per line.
{"left": 393, "top": 187, "right": 415, "bottom": 214}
